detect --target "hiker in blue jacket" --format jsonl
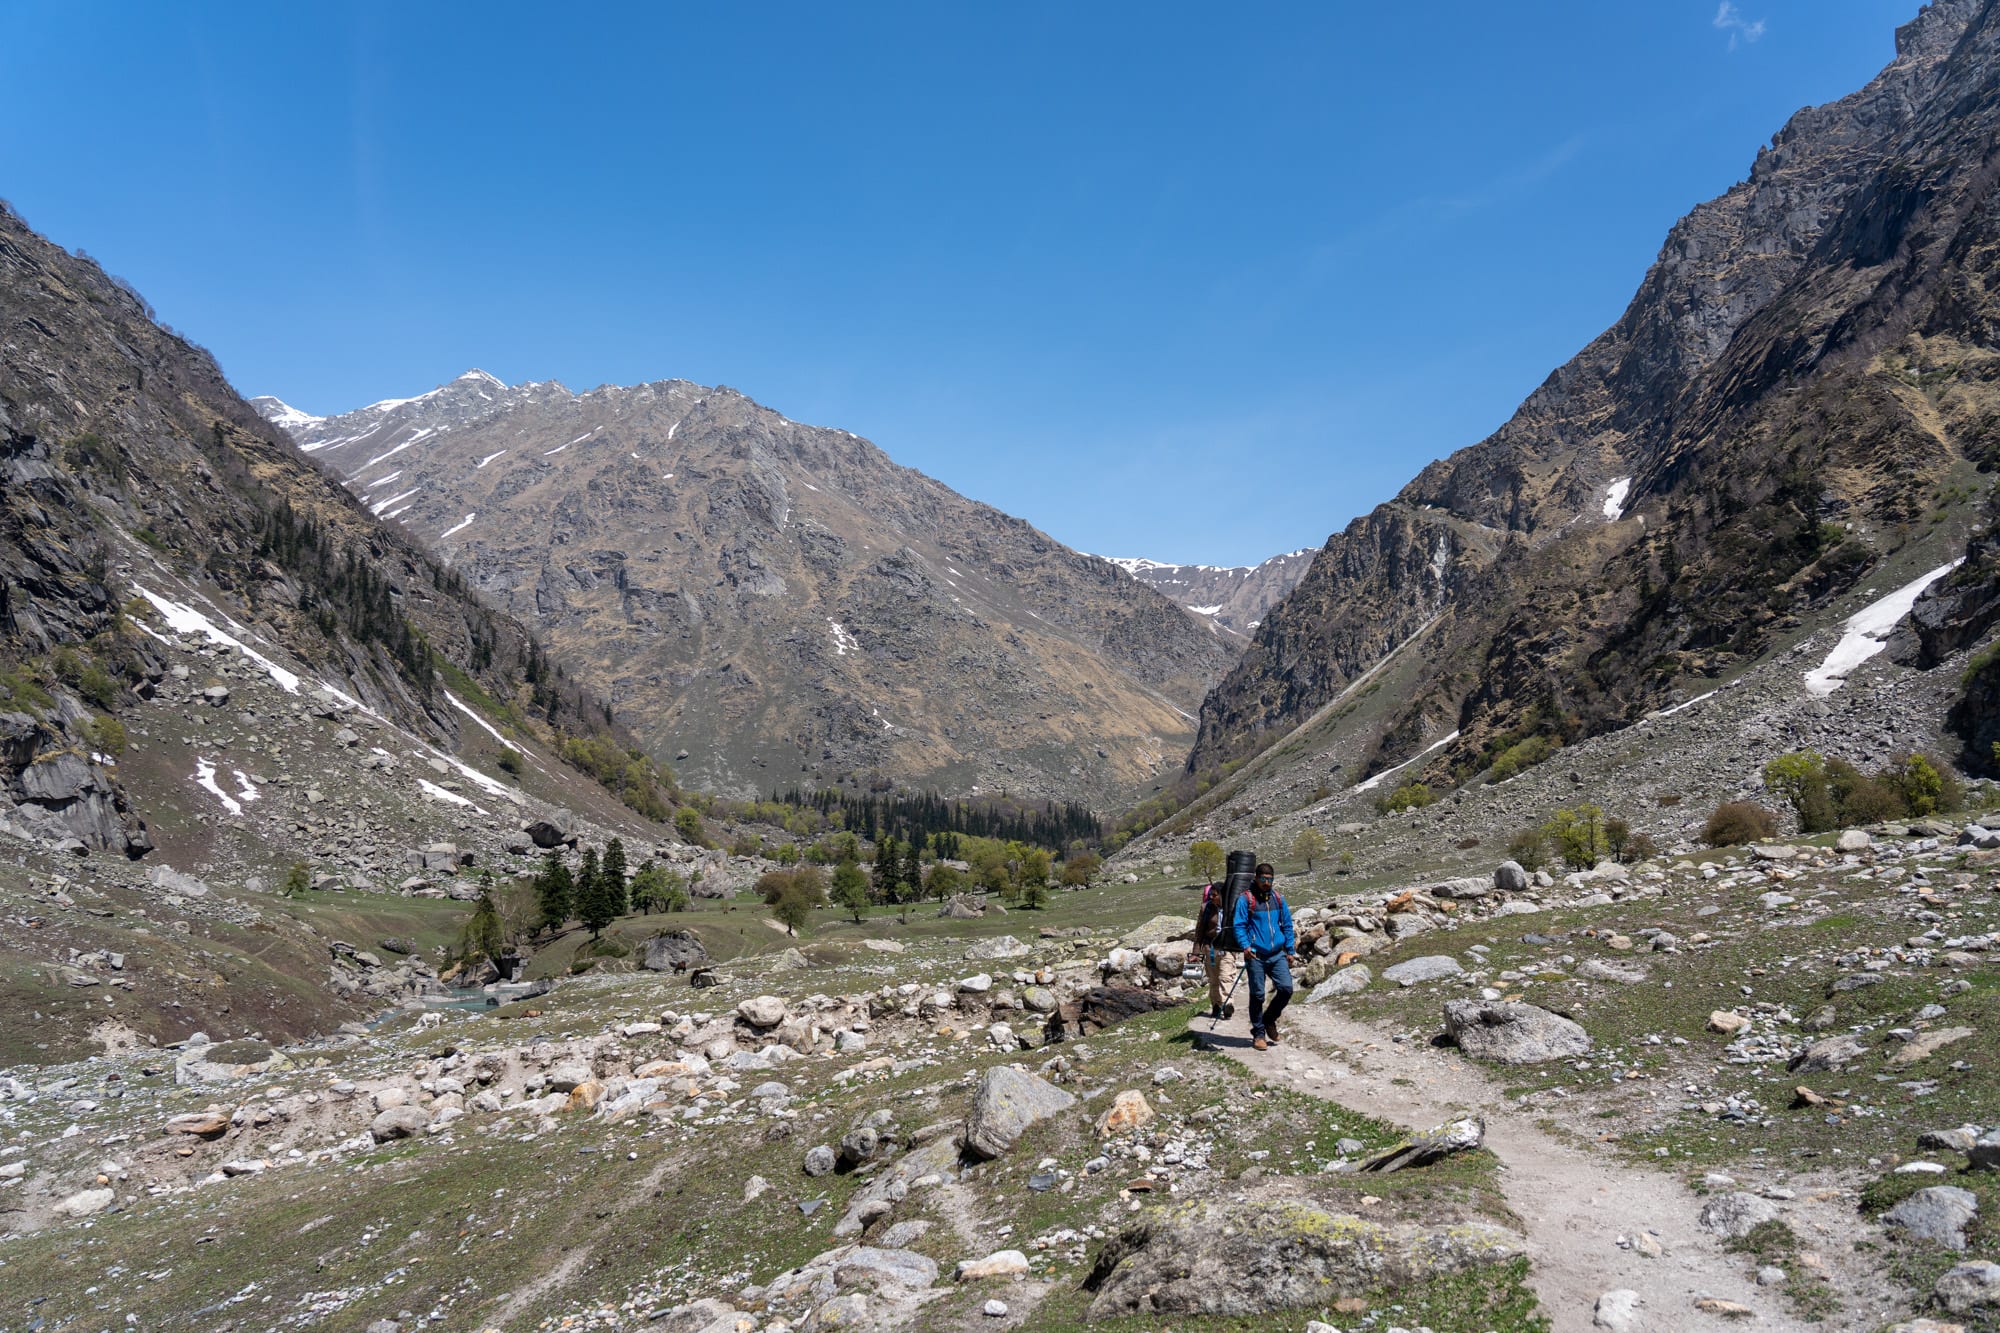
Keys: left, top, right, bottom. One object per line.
{"left": 1232, "top": 862, "right": 1296, "bottom": 1051}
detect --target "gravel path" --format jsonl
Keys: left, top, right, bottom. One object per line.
{"left": 1214, "top": 1005, "right": 1906, "bottom": 1333}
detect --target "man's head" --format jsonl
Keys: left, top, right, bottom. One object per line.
{"left": 1253, "top": 862, "right": 1275, "bottom": 895}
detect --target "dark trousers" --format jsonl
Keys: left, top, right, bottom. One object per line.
{"left": 1245, "top": 951, "right": 1293, "bottom": 1036}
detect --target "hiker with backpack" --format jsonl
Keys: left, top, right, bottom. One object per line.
{"left": 1232, "top": 861, "right": 1296, "bottom": 1051}
{"left": 1194, "top": 876, "right": 1238, "bottom": 1023}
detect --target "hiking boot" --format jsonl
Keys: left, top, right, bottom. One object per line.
{"left": 1208, "top": 1005, "right": 1224, "bottom": 1022}
{"left": 1222, "top": 1002, "right": 1235, "bottom": 1020}
{"left": 1252, "top": 1033, "right": 1268, "bottom": 1052}
{"left": 1266, "top": 1018, "right": 1282, "bottom": 1044}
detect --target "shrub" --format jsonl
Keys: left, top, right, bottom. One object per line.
{"left": 1763, "top": 752, "right": 1838, "bottom": 833}
{"left": 1187, "top": 840, "right": 1225, "bottom": 882}
{"left": 79, "top": 715, "right": 126, "bottom": 755}
{"left": 1543, "top": 805, "right": 1605, "bottom": 869}
{"left": 675, "top": 807, "right": 711, "bottom": 847}
{"left": 1378, "top": 781, "right": 1436, "bottom": 814}
{"left": 496, "top": 749, "right": 523, "bottom": 777}
{"left": 1703, "top": 801, "right": 1779, "bottom": 847}
{"left": 1505, "top": 828, "right": 1548, "bottom": 873}
{"left": 1886, "top": 751, "right": 1962, "bottom": 816}
{"left": 1603, "top": 816, "right": 1631, "bottom": 862}
{"left": 1488, "top": 733, "right": 1555, "bottom": 783}
{"left": 281, "top": 862, "right": 311, "bottom": 897}
{"left": 1624, "top": 832, "right": 1660, "bottom": 862}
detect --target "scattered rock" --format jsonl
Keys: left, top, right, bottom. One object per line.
{"left": 1095, "top": 1090, "right": 1154, "bottom": 1137}
{"left": 1307, "top": 964, "right": 1371, "bottom": 999}
{"left": 956, "top": 1250, "right": 1029, "bottom": 1281}
{"left": 1706, "top": 1011, "right": 1751, "bottom": 1036}
{"left": 1593, "top": 1290, "right": 1641, "bottom": 1331}
{"left": 369, "top": 1106, "right": 430, "bottom": 1142}
{"left": 1697, "top": 1192, "right": 1779, "bottom": 1239}
{"left": 1788, "top": 1034, "right": 1866, "bottom": 1074}
{"left": 1936, "top": 1261, "right": 2000, "bottom": 1313}
{"left": 738, "top": 995, "right": 789, "bottom": 1028}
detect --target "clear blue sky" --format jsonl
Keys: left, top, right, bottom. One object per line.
{"left": 1, "top": 1, "right": 1916, "bottom": 566}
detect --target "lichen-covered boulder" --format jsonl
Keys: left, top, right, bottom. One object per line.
{"left": 1082, "top": 1195, "right": 1521, "bottom": 1317}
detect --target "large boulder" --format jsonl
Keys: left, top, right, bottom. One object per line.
{"left": 1494, "top": 860, "right": 1531, "bottom": 893}
{"left": 1045, "top": 985, "right": 1184, "bottom": 1042}
{"left": 738, "top": 995, "right": 789, "bottom": 1028}
{"left": 643, "top": 931, "right": 709, "bottom": 972}
{"left": 1082, "top": 1195, "right": 1521, "bottom": 1317}
{"left": 1883, "top": 1186, "right": 1979, "bottom": 1250}
{"left": 1936, "top": 1261, "right": 2000, "bottom": 1314}
{"left": 1306, "top": 964, "right": 1372, "bottom": 1000}
{"left": 1120, "top": 914, "right": 1194, "bottom": 950}
{"left": 369, "top": 1105, "right": 430, "bottom": 1142}
{"left": 1443, "top": 1000, "right": 1590, "bottom": 1065}
{"left": 1698, "top": 1192, "right": 1779, "bottom": 1239}
{"left": 1381, "top": 955, "right": 1462, "bottom": 987}
{"left": 963, "top": 1066, "right": 1076, "bottom": 1160}
{"left": 1788, "top": 1034, "right": 1866, "bottom": 1074}
{"left": 963, "top": 935, "right": 1028, "bottom": 961}
{"left": 523, "top": 810, "right": 578, "bottom": 849}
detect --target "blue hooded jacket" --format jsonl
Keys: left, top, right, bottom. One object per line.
{"left": 1232, "top": 885, "right": 1294, "bottom": 957}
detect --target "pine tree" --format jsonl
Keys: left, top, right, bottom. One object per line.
{"left": 536, "top": 851, "right": 573, "bottom": 934}
{"left": 577, "top": 845, "right": 614, "bottom": 938}
{"left": 873, "top": 834, "right": 901, "bottom": 903}
{"left": 901, "top": 839, "right": 923, "bottom": 901}
{"left": 602, "top": 838, "right": 629, "bottom": 917}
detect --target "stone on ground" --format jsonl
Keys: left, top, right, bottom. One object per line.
{"left": 1381, "top": 955, "right": 1461, "bottom": 986}
{"left": 963, "top": 1066, "right": 1076, "bottom": 1160}
{"left": 1443, "top": 999, "right": 1591, "bottom": 1065}
{"left": 1081, "top": 1195, "right": 1520, "bottom": 1316}
{"left": 1883, "top": 1186, "right": 1979, "bottom": 1250}
{"left": 1307, "top": 964, "right": 1371, "bottom": 1000}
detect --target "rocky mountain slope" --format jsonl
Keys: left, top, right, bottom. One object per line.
{"left": 255, "top": 376, "right": 1235, "bottom": 807}
{"left": 1189, "top": 0, "right": 2000, "bottom": 798}
{"left": 1097, "top": 548, "right": 1316, "bottom": 642}
{"left": 0, "top": 200, "right": 679, "bottom": 1054}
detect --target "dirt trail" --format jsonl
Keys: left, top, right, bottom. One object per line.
{"left": 1215, "top": 1005, "right": 1906, "bottom": 1333}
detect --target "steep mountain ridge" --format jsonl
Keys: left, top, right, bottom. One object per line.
{"left": 260, "top": 376, "right": 1236, "bottom": 806}
{"left": 1097, "top": 549, "right": 1316, "bottom": 641}
{"left": 1190, "top": 0, "right": 2000, "bottom": 789}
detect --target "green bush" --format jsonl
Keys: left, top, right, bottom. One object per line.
{"left": 1378, "top": 781, "right": 1436, "bottom": 814}
{"left": 1763, "top": 752, "right": 1838, "bottom": 833}
{"left": 1542, "top": 805, "right": 1605, "bottom": 870}
{"left": 1488, "top": 734, "right": 1555, "bottom": 783}
{"left": 79, "top": 715, "right": 126, "bottom": 755}
{"left": 1885, "top": 751, "right": 1962, "bottom": 816}
{"left": 1505, "top": 828, "right": 1548, "bottom": 873}
{"left": 1703, "top": 801, "right": 1779, "bottom": 847}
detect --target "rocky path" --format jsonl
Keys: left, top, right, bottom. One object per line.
{"left": 1216, "top": 1005, "right": 1907, "bottom": 1333}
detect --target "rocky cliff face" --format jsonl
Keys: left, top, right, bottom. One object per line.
{"left": 1098, "top": 551, "right": 1316, "bottom": 642}
{"left": 259, "top": 379, "right": 1235, "bottom": 805}
{"left": 1191, "top": 0, "right": 2000, "bottom": 784}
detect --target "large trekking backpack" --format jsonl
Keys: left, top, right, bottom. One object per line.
{"left": 1213, "top": 849, "right": 1258, "bottom": 952}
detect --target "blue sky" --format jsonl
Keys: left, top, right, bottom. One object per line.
{"left": 1, "top": 1, "right": 1916, "bottom": 566}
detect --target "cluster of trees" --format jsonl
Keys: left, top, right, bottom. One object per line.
{"left": 1762, "top": 750, "right": 1964, "bottom": 832}
{"left": 717, "top": 786, "right": 1101, "bottom": 853}
{"left": 257, "top": 503, "right": 437, "bottom": 696}
{"left": 532, "top": 839, "right": 689, "bottom": 938}
{"left": 1505, "top": 805, "right": 1656, "bottom": 872}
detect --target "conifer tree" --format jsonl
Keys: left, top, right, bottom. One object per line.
{"left": 873, "top": 834, "right": 902, "bottom": 903}
{"left": 536, "top": 851, "right": 573, "bottom": 934}
{"left": 577, "top": 845, "right": 614, "bottom": 938}
{"left": 602, "top": 837, "right": 629, "bottom": 916}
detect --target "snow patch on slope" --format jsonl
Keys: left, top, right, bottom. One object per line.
{"left": 131, "top": 585, "right": 301, "bottom": 694}
{"left": 1804, "top": 560, "right": 1963, "bottom": 696}
{"left": 1603, "top": 478, "right": 1632, "bottom": 522}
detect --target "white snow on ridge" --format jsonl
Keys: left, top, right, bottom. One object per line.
{"left": 259, "top": 398, "right": 323, "bottom": 432}
{"left": 1353, "top": 730, "right": 1460, "bottom": 794}
{"left": 1186, "top": 603, "right": 1224, "bottom": 615}
{"left": 828, "top": 619, "right": 861, "bottom": 656}
{"left": 131, "top": 584, "right": 301, "bottom": 693}
{"left": 1804, "top": 559, "right": 1963, "bottom": 697}
{"left": 543, "top": 443, "right": 570, "bottom": 456}
{"left": 475, "top": 450, "right": 508, "bottom": 469}
{"left": 1603, "top": 477, "right": 1633, "bottom": 522}
{"left": 440, "top": 514, "right": 476, "bottom": 539}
